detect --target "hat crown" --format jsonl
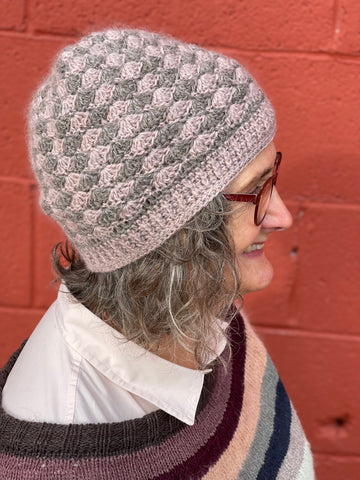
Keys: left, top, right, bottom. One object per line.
{"left": 29, "top": 29, "right": 276, "bottom": 272}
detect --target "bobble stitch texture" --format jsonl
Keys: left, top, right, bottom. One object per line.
{"left": 29, "top": 28, "right": 276, "bottom": 272}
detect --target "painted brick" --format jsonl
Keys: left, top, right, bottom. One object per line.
{"left": 0, "top": 0, "right": 25, "bottom": 30}
{"left": 334, "top": 0, "right": 360, "bottom": 54}
{"left": 0, "top": 308, "right": 44, "bottom": 367}
{"left": 235, "top": 52, "right": 360, "bottom": 204}
{"left": 0, "top": 2, "right": 359, "bottom": 469}
{"left": 28, "top": 0, "right": 177, "bottom": 36}
{"left": 174, "top": 0, "right": 334, "bottom": 51}
{"left": 247, "top": 202, "right": 360, "bottom": 336}
{"left": 28, "top": 0, "right": 335, "bottom": 52}
{"left": 33, "top": 187, "right": 65, "bottom": 308}
{"left": 256, "top": 328, "right": 360, "bottom": 455}
{"left": 294, "top": 204, "right": 360, "bottom": 335}
{"left": 0, "top": 181, "right": 31, "bottom": 307}
{"left": 0, "top": 35, "right": 69, "bottom": 177}
{"left": 314, "top": 453, "right": 360, "bottom": 480}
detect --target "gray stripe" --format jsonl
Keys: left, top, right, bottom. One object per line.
{"left": 238, "top": 355, "right": 279, "bottom": 480}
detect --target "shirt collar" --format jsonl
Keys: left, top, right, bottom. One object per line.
{"left": 56, "top": 285, "right": 227, "bottom": 425}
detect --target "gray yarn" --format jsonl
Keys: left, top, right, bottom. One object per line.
{"left": 29, "top": 28, "right": 276, "bottom": 272}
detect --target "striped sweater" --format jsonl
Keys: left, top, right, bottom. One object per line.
{"left": 0, "top": 312, "right": 315, "bottom": 480}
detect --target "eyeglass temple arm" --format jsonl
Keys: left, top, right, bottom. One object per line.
{"left": 223, "top": 193, "right": 257, "bottom": 204}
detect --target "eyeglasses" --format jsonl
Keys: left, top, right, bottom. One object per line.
{"left": 223, "top": 151, "right": 282, "bottom": 226}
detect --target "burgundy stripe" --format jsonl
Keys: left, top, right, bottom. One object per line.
{"left": 155, "top": 310, "right": 247, "bottom": 479}
{"left": 0, "top": 337, "right": 237, "bottom": 480}
{"left": 0, "top": 312, "right": 246, "bottom": 479}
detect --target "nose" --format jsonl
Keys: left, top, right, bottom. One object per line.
{"left": 261, "top": 187, "right": 293, "bottom": 231}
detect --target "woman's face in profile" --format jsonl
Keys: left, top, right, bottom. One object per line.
{"left": 223, "top": 142, "right": 293, "bottom": 296}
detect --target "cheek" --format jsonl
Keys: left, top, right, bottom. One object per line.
{"left": 228, "top": 219, "right": 261, "bottom": 254}
{"left": 224, "top": 219, "right": 263, "bottom": 291}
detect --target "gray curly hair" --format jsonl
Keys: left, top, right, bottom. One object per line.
{"left": 52, "top": 193, "right": 241, "bottom": 369}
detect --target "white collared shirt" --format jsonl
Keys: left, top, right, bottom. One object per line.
{"left": 2, "top": 285, "right": 227, "bottom": 426}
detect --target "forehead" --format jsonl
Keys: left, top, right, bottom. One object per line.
{"left": 224, "top": 142, "right": 276, "bottom": 193}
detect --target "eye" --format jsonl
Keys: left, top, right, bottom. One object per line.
{"left": 249, "top": 183, "right": 263, "bottom": 195}
{"left": 249, "top": 174, "right": 273, "bottom": 195}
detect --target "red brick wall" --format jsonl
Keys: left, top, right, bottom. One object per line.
{"left": 1, "top": 1, "right": 360, "bottom": 477}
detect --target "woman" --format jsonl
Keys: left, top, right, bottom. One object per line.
{"left": 0, "top": 28, "right": 315, "bottom": 479}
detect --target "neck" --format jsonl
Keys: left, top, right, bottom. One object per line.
{"left": 153, "top": 337, "right": 198, "bottom": 370}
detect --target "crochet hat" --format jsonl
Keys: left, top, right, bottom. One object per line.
{"left": 29, "top": 29, "right": 276, "bottom": 272}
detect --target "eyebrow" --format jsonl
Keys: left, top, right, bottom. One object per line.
{"left": 240, "top": 165, "right": 273, "bottom": 192}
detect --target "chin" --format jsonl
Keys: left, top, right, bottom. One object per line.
{"left": 238, "top": 263, "right": 274, "bottom": 296}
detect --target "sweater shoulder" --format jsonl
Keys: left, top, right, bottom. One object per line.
{"left": 0, "top": 311, "right": 314, "bottom": 480}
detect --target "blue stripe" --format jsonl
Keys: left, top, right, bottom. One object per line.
{"left": 256, "top": 379, "right": 292, "bottom": 480}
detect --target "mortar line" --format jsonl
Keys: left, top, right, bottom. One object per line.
{"left": 314, "top": 450, "right": 360, "bottom": 460}
{"left": 29, "top": 183, "right": 36, "bottom": 308}
{"left": 287, "top": 199, "right": 303, "bottom": 326}
{"left": 1, "top": 30, "right": 360, "bottom": 63}
{"left": 0, "top": 176, "right": 36, "bottom": 186}
{"left": 332, "top": 0, "right": 342, "bottom": 51}
{"left": 300, "top": 200, "right": 360, "bottom": 211}
{"left": 22, "top": 0, "right": 28, "bottom": 33}
{"left": 0, "top": 305, "right": 46, "bottom": 315}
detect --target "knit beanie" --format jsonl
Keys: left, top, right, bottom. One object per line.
{"left": 29, "top": 29, "right": 276, "bottom": 272}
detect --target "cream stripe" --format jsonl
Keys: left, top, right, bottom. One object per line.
{"left": 203, "top": 316, "right": 267, "bottom": 480}
{"left": 276, "top": 404, "right": 306, "bottom": 480}
{"left": 295, "top": 441, "right": 315, "bottom": 480}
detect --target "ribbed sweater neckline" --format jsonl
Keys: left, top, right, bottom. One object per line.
{"left": 0, "top": 310, "right": 245, "bottom": 461}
